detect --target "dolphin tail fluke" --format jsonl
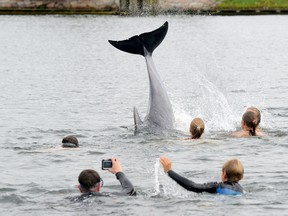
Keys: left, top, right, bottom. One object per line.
{"left": 108, "top": 21, "right": 168, "bottom": 56}
{"left": 133, "top": 107, "right": 143, "bottom": 131}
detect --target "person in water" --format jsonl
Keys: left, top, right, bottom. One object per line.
{"left": 232, "top": 110, "right": 264, "bottom": 137}
{"left": 160, "top": 156, "right": 244, "bottom": 195}
{"left": 189, "top": 117, "right": 205, "bottom": 139}
{"left": 181, "top": 118, "right": 205, "bottom": 140}
{"left": 75, "top": 157, "right": 136, "bottom": 200}
{"left": 62, "top": 135, "right": 79, "bottom": 148}
{"left": 246, "top": 106, "right": 265, "bottom": 135}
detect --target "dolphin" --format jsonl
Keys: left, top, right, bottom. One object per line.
{"left": 108, "top": 21, "right": 174, "bottom": 132}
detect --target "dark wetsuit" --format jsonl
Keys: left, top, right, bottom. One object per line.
{"left": 168, "top": 170, "right": 243, "bottom": 195}
{"left": 71, "top": 172, "right": 136, "bottom": 201}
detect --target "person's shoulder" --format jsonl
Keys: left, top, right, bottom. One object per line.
{"left": 69, "top": 192, "right": 109, "bottom": 202}
{"left": 231, "top": 131, "right": 248, "bottom": 138}
{"left": 256, "top": 131, "right": 266, "bottom": 136}
{"left": 177, "top": 137, "right": 192, "bottom": 140}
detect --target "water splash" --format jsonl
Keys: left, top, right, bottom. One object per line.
{"left": 154, "top": 158, "right": 160, "bottom": 195}
{"left": 153, "top": 158, "right": 194, "bottom": 198}
{"left": 172, "top": 67, "right": 236, "bottom": 133}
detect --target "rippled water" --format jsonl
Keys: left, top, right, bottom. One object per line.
{"left": 0, "top": 15, "right": 288, "bottom": 215}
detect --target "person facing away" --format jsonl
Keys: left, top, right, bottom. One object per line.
{"left": 160, "top": 156, "right": 244, "bottom": 195}
{"left": 232, "top": 110, "right": 264, "bottom": 137}
{"left": 75, "top": 157, "right": 136, "bottom": 201}
{"left": 62, "top": 135, "right": 79, "bottom": 148}
{"left": 246, "top": 106, "right": 265, "bottom": 136}
{"left": 182, "top": 117, "right": 205, "bottom": 140}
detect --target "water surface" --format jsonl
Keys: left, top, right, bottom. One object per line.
{"left": 0, "top": 15, "right": 287, "bottom": 215}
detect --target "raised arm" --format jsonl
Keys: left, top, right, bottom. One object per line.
{"left": 109, "top": 158, "right": 136, "bottom": 196}
{"left": 160, "top": 156, "right": 217, "bottom": 193}
{"left": 167, "top": 170, "right": 217, "bottom": 193}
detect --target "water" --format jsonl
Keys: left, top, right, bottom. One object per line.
{"left": 0, "top": 15, "right": 287, "bottom": 215}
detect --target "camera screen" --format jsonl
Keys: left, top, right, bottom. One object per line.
{"left": 102, "top": 160, "right": 112, "bottom": 169}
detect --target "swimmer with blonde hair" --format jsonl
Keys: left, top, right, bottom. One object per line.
{"left": 190, "top": 118, "right": 205, "bottom": 139}
{"left": 182, "top": 117, "right": 205, "bottom": 140}
{"left": 160, "top": 156, "right": 244, "bottom": 195}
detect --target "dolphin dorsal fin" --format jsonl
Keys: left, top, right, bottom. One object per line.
{"left": 133, "top": 107, "right": 143, "bottom": 131}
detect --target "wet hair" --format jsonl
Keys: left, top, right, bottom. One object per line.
{"left": 242, "top": 111, "right": 257, "bottom": 136}
{"left": 222, "top": 159, "right": 244, "bottom": 182}
{"left": 189, "top": 118, "right": 205, "bottom": 139}
{"left": 62, "top": 135, "right": 79, "bottom": 148}
{"left": 246, "top": 106, "right": 261, "bottom": 126}
{"left": 78, "top": 169, "right": 100, "bottom": 191}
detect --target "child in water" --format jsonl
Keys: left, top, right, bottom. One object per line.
{"left": 160, "top": 156, "right": 244, "bottom": 195}
{"left": 232, "top": 108, "right": 264, "bottom": 137}
{"left": 182, "top": 118, "right": 205, "bottom": 140}
{"left": 246, "top": 106, "right": 265, "bottom": 136}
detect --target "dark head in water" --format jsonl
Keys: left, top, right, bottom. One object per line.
{"left": 109, "top": 22, "right": 175, "bottom": 133}
{"left": 62, "top": 135, "right": 79, "bottom": 148}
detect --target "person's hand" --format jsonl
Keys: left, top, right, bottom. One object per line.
{"left": 108, "top": 157, "right": 123, "bottom": 174}
{"left": 160, "top": 156, "right": 172, "bottom": 173}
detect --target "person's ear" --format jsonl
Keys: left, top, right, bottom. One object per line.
{"left": 77, "top": 185, "right": 83, "bottom": 193}
{"left": 96, "top": 183, "right": 101, "bottom": 192}
{"left": 222, "top": 170, "right": 228, "bottom": 181}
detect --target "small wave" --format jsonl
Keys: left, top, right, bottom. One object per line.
{"left": 0, "top": 187, "right": 17, "bottom": 192}
{"left": 0, "top": 193, "right": 27, "bottom": 204}
{"left": 87, "top": 151, "right": 105, "bottom": 155}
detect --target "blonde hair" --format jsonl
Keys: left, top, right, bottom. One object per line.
{"left": 189, "top": 118, "right": 205, "bottom": 139}
{"left": 222, "top": 159, "right": 244, "bottom": 182}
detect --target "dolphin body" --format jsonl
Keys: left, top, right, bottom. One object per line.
{"left": 109, "top": 21, "right": 175, "bottom": 132}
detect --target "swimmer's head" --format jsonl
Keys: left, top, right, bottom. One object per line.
{"left": 242, "top": 111, "right": 257, "bottom": 136}
{"left": 62, "top": 135, "right": 79, "bottom": 148}
{"left": 246, "top": 106, "right": 261, "bottom": 126}
{"left": 222, "top": 159, "right": 244, "bottom": 183}
{"left": 189, "top": 118, "right": 205, "bottom": 139}
{"left": 78, "top": 169, "right": 101, "bottom": 193}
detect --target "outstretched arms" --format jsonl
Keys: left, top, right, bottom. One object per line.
{"left": 160, "top": 156, "right": 217, "bottom": 193}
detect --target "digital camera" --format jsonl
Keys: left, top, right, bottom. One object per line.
{"left": 102, "top": 159, "right": 112, "bottom": 170}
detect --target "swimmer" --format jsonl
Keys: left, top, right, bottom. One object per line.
{"left": 62, "top": 135, "right": 79, "bottom": 148}
{"left": 232, "top": 110, "right": 264, "bottom": 137}
{"left": 246, "top": 106, "right": 265, "bottom": 135}
{"left": 74, "top": 157, "right": 136, "bottom": 201}
{"left": 181, "top": 117, "right": 205, "bottom": 140}
{"left": 160, "top": 156, "right": 244, "bottom": 195}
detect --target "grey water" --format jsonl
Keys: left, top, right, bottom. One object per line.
{"left": 0, "top": 15, "right": 287, "bottom": 215}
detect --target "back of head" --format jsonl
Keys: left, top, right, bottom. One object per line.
{"left": 222, "top": 159, "right": 244, "bottom": 182}
{"left": 62, "top": 135, "right": 79, "bottom": 148}
{"left": 246, "top": 106, "right": 261, "bottom": 126}
{"left": 78, "top": 169, "right": 100, "bottom": 192}
{"left": 190, "top": 118, "right": 205, "bottom": 139}
{"left": 242, "top": 111, "right": 257, "bottom": 136}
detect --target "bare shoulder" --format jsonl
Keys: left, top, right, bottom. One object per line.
{"left": 256, "top": 131, "right": 266, "bottom": 136}
{"left": 178, "top": 137, "right": 192, "bottom": 140}
{"left": 231, "top": 131, "right": 249, "bottom": 138}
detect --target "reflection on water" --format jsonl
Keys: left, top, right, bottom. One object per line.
{"left": 0, "top": 15, "right": 288, "bottom": 215}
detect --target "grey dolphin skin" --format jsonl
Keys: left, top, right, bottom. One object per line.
{"left": 109, "top": 21, "right": 175, "bottom": 132}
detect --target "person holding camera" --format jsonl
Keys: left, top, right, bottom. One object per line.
{"left": 75, "top": 157, "right": 136, "bottom": 200}
{"left": 160, "top": 156, "right": 244, "bottom": 195}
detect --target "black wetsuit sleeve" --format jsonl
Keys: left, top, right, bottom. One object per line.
{"left": 167, "top": 170, "right": 217, "bottom": 193}
{"left": 115, "top": 172, "right": 136, "bottom": 196}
